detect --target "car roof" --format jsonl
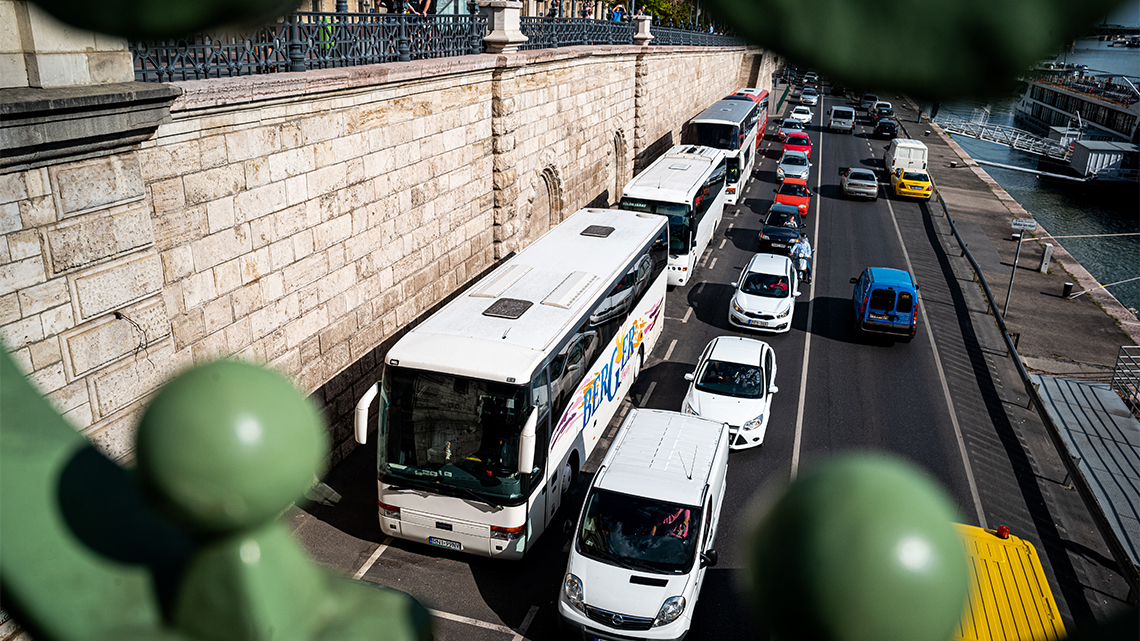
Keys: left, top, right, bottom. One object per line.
{"left": 782, "top": 177, "right": 808, "bottom": 186}
{"left": 792, "top": 106, "right": 811, "bottom": 111}
{"left": 768, "top": 203, "right": 801, "bottom": 217}
{"left": 596, "top": 409, "right": 725, "bottom": 507}
{"left": 780, "top": 150, "right": 809, "bottom": 160}
{"left": 746, "top": 252, "right": 793, "bottom": 275}
{"left": 848, "top": 168, "right": 876, "bottom": 178}
{"left": 708, "top": 335, "right": 768, "bottom": 366}
{"left": 867, "top": 267, "right": 915, "bottom": 288}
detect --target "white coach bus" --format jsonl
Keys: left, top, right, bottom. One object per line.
{"left": 354, "top": 208, "right": 669, "bottom": 559}
{"left": 618, "top": 145, "right": 727, "bottom": 287}
{"left": 685, "top": 98, "right": 759, "bottom": 205}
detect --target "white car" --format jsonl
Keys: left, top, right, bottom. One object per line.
{"left": 682, "top": 336, "right": 779, "bottom": 450}
{"left": 788, "top": 105, "right": 813, "bottom": 124}
{"left": 800, "top": 87, "right": 819, "bottom": 106}
{"left": 727, "top": 253, "right": 800, "bottom": 333}
{"left": 776, "top": 149, "right": 811, "bottom": 182}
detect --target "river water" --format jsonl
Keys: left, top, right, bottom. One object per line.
{"left": 929, "top": 40, "right": 1140, "bottom": 313}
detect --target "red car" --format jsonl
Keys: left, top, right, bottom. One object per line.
{"left": 773, "top": 177, "right": 812, "bottom": 216}
{"left": 783, "top": 133, "right": 813, "bottom": 159}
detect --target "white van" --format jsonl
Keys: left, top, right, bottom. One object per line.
{"left": 884, "top": 139, "right": 929, "bottom": 173}
{"left": 828, "top": 106, "right": 856, "bottom": 133}
{"left": 559, "top": 409, "right": 729, "bottom": 641}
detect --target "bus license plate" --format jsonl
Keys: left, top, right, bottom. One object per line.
{"left": 429, "top": 536, "right": 462, "bottom": 551}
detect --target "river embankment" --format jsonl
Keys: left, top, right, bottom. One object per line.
{"left": 897, "top": 98, "right": 1138, "bottom": 379}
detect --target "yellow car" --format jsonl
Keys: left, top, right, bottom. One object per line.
{"left": 891, "top": 168, "right": 933, "bottom": 199}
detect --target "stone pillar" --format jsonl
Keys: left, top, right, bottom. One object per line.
{"left": 490, "top": 65, "right": 522, "bottom": 258}
{"left": 480, "top": 0, "right": 528, "bottom": 54}
{"left": 3, "top": 0, "right": 133, "bottom": 89}
{"left": 632, "top": 14, "right": 653, "bottom": 45}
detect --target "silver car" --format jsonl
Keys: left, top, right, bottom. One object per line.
{"left": 777, "top": 150, "right": 812, "bottom": 182}
{"left": 839, "top": 167, "right": 879, "bottom": 200}
{"left": 800, "top": 87, "right": 819, "bottom": 106}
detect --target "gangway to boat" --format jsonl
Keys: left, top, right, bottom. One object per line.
{"left": 934, "top": 114, "right": 1071, "bottom": 160}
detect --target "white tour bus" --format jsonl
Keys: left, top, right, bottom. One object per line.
{"left": 354, "top": 208, "right": 670, "bottom": 559}
{"left": 685, "top": 98, "right": 759, "bottom": 205}
{"left": 617, "top": 145, "right": 727, "bottom": 287}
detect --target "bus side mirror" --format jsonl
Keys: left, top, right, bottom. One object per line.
{"left": 517, "top": 406, "right": 538, "bottom": 475}
{"left": 354, "top": 382, "right": 380, "bottom": 445}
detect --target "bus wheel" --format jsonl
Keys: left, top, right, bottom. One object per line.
{"left": 631, "top": 348, "right": 644, "bottom": 383}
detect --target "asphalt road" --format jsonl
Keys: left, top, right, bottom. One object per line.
{"left": 286, "top": 88, "right": 1087, "bottom": 639}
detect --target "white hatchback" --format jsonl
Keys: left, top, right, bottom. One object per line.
{"left": 788, "top": 105, "right": 813, "bottom": 124}
{"left": 682, "top": 336, "right": 779, "bottom": 450}
{"left": 727, "top": 253, "right": 800, "bottom": 333}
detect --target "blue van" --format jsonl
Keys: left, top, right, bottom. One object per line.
{"left": 850, "top": 267, "right": 918, "bottom": 341}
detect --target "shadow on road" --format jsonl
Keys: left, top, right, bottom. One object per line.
{"left": 687, "top": 283, "right": 735, "bottom": 328}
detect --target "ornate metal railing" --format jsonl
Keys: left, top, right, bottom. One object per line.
{"left": 518, "top": 17, "right": 634, "bottom": 49}
{"left": 130, "top": 11, "right": 487, "bottom": 82}
{"left": 649, "top": 26, "right": 746, "bottom": 47}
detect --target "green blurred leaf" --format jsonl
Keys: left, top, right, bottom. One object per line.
{"left": 30, "top": 0, "right": 302, "bottom": 40}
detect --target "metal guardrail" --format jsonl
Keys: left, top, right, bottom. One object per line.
{"left": 518, "top": 17, "right": 633, "bottom": 49}
{"left": 130, "top": 11, "right": 487, "bottom": 82}
{"left": 648, "top": 26, "right": 746, "bottom": 47}
{"left": 899, "top": 117, "right": 1140, "bottom": 602}
{"left": 933, "top": 115, "right": 1070, "bottom": 159}
{"left": 1113, "top": 345, "right": 1140, "bottom": 416}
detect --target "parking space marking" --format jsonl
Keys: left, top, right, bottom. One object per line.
{"left": 352, "top": 536, "right": 393, "bottom": 580}
{"left": 427, "top": 609, "right": 517, "bottom": 635}
{"left": 641, "top": 381, "right": 658, "bottom": 407}
{"left": 883, "top": 197, "right": 987, "bottom": 528}
{"left": 709, "top": 257, "right": 718, "bottom": 270}
{"left": 719, "top": 238, "right": 727, "bottom": 249}
{"left": 681, "top": 306, "right": 693, "bottom": 323}
{"left": 510, "top": 605, "right": 541, "bottom": 641}
{"left": 663, "top": 339, "right": 678, "bottom": 361}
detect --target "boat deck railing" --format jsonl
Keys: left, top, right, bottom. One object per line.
{"left": 933, "top": 114, "right": 1071, "bottom": 159}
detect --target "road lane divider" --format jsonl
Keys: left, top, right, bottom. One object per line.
{"left": 883, "top": 196, "right": 988, "bottom": 528}
{"left": 352, "top": 535, "right": 393, "bottom": 580}
{"left": 510, "top": 605, "right": 540, "bottom": 641}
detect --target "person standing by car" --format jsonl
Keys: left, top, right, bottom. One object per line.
{"left": 791, "top": 233, "right": 812, "bottom": 284}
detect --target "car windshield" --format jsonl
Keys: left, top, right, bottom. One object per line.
{"left": 696, "top": 359, "right": 766, "bottom": 399}
{"left": 793, "top": 107, "right": 810, "bottom": 115}
{"left": 786, "top": 136, "right": 809, "bottom": 147}
{"left": 380, "top": 367, "right": 532, "bottom": 505}
{"left": 803, "top": 88, "right": 817, "bottom": 95}
{"left": 903, "top": 172, "right": 929, "bottom": 182}
{"left": 765, "top": 210, "right": 799, "bottom": 228}
{"left": 849, "top": 170, "right": 876, "bottom": 181}
{"left": 782, "top": 122, "right": 804, "bottom": 132}
{"left": 578, "top": 489, "right": 702, "bottom": 574}
{"left": 777, "top": 182, "right": 809, "bottom": 198}
{"left": 868, "top": 288, "right": 897, "bottom": 312}
{"left": 782, "top": 155, "right": 808, "bottom": 167}
{"left": 619, "top": 198, "right": 692, "bottom": 255}
{"left": 741, "top": 271, "right": 791, "bottom": 299}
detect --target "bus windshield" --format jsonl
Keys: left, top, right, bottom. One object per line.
{"left": 578, "top": 489, "right": 702, "bottom": 574}
{"left": 381, "top": 367, "right": 532, "bottom": 505}
{"left": 618, "top": 198, "right": 693, "bottom": 256}
{"left": 691, "top": 122, "right": 740, "bottom": 150}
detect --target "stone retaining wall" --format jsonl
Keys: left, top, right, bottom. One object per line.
{"left": 1, "top": 45, "right": 773, "bottom": 464}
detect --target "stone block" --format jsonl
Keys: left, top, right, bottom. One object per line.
{"left": 150, "top": 177, "right": 186, "bottom": 215}
{"left": 152, "top": 205, "right": 207, "bottom": 251}
{"left": 1, "top": 315, "right": 44, "bottom": 350}
{"left": 181, "top": 268, "right": 218, "bottom": 310}
{"left": 63, "top": 402, "right": 94, "bottom": 431}
{"left": 0, "top": 172, "right": 28, "bottom": 206}
{"left": 19, "top": 195, "right": 56, "bottom": 227}
{"left": 17, "top": 277, "right": 67, "bottom": 316}
{"left": 292, "top": 229, "right": 314, "bottom": 260}
{"left": 191, "top": 225, "right": 251, "bottom": 271}
{"left": 240, "top": 246, "right": 271, "bottom": 284}
{"left": 0, "top": 201, "right": 21, "bottom": 234}
{"left": 0, "top": 255, "right": 45, "bottom": 292}
{"left": 89, "top": 338, "right": 175, "bottom": 419}
{"left": 284, "top": 252, "right": 328, "bottom": 290}
{"left": 285, "top": 175, "right": 307, "bottom": 206}
{"left": 39, "top": 301, "right": 74, "bottom": 336}
{"left": 161, "top": 245, "right": 194, "bottom": 282}
{"left": 170, "top": 307, "right": 205, "bottom": 349}
{"left": 138, "top": 140, "right": 202, "bottom": 182}
{"left": 199, "top": 135, "right": 229, "bottom": 168}
{"left": 28, "top": 336, "right": 61, "bottom": 372}
{"left": 202, "top": 295, "right": 233, "bottom": 334}
{"left": 225, "top": 126, "right": 280, "bottom": 162}
{"left": 183, "top": 165, "right": 244, "bottom": 205}
{"left": 44, "top": 202, "right": 154, "bottom": 274}
{"left": 284, "top": 303, "right": 328, "bottom": 349}
{"left": 7, "top": 229, "right": 41, "bottom": 260}
{"left": 233, "top": 181, "right": 286, "bottom": 224}
{"left": 49, "top": 154, "right": 144, "bottom": 217}
{"left": 307, "top": 163, "right": 347, "bottom": 198}
{"left": 318, "top": 311, "right": 357, "bottom": 353}
{"left": 213, "top": 258, "right": 241, "bottom": 295}
{"left": 83, "top": 404, "right": 145, "bottom": 461}
{"left": 268, "top": 147, "right": 316, "bottom": 183}
{"left": 68, "top": 250, "right": 162, "bottom": 320}
{"left": 58, "top": 295, "right": 168, "bottom": 380}
{"left": 244, "top": 157, "right": 271, "bottom": 189}
{"left": 47, "top": 378, "right": 89, "bottom": 414}
{"left": 0, "top": 292, "right": 20, "bottom": 324}
{"left": 30, "top": 361, "right": 66, "bottom": 395}
{"left": 300, "top": 334, "right": 320, "bottom": 364}
{"left": 232, "top": 282, "right": 263, "bottom": 319}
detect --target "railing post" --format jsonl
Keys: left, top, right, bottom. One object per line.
{"left": 480, "top": 1, "right": 528, "bottom": 54}
{"left": 632, "top": 14, "right": 652, "bottom": 45}
{"left": 288, "top": 14, "right": 306, "bottom": 72}
{"left": 396, "top": 0, "right": 411, "bottom": 61}
{"left": 468, "top": 0, "right": 483, "bottom": 55}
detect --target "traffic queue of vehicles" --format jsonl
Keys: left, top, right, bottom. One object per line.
{"left": 351, "top": 76, "right": 945, "bottom": 641}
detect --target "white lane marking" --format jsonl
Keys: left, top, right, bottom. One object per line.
{"left": 510, "top": 605, "right": 540, "bottom": 641}
{"left": 682, "top": 306, "right": 694, "bottom": 323}
{"left": 664, "top": 339, "right": 678, "bottom": 360}
{"left": 709, "top": 257, "right": 718, "bottom": 270}
{"left": 883, "top": 197, "right": 987, "bottom": 528}
{"left": 719, "top": 238, "right": 727, "bottom": 249}
{"left": 790, "top": 106, "right": 823, "bottom": 481}
{"left": 352, "top": 536, "right": 393, "bottom": 580}
{"left": 427, "top": 609, "right": 517, "bottom": 635}
{"left": 641, "top": 381, "right": 657, "bottom": 407}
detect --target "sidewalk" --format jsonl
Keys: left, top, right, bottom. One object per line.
{"left": 893, "top": 100, "right": 1138, "bottom": 379}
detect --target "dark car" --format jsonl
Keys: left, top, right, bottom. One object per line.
{"left": 873, "top": 106, "right": 896, "bottom": 125}
{"left": 757, "top": 204, "right": 804, "bottom": 255}
{"left": 873, "top": 119, "right": 898, "bottom": 138}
